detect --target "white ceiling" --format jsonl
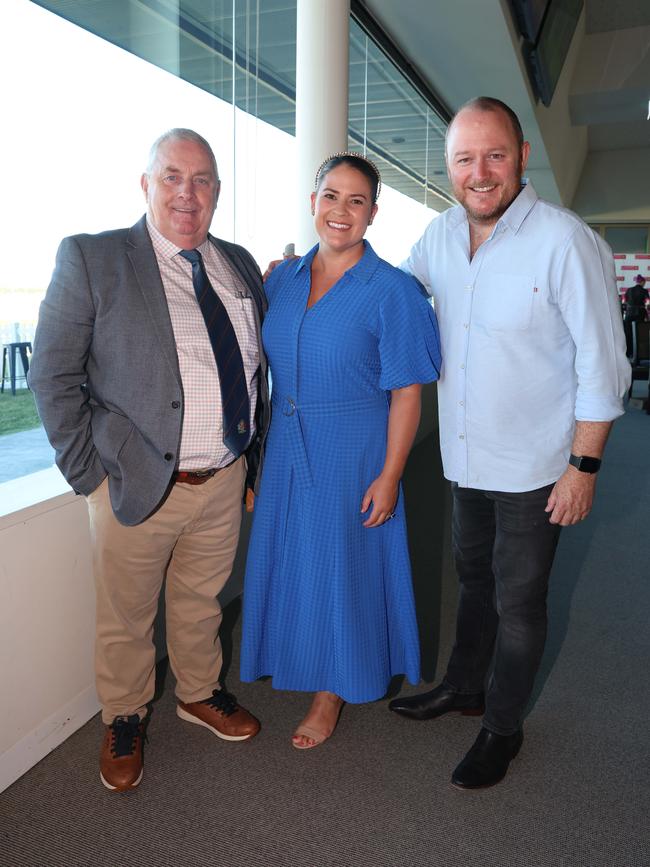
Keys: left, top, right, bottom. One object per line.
{"left": 585, "top": 0, "right": 650, "bottom": 34}
{"left": 358, "top": 0, "right": 650, "bottom": 213}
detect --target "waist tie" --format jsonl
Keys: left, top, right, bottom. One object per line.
{"left": 271, "top": 395, "right": 387, "bottom": 489}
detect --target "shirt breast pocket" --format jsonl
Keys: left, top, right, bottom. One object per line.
{"left": 474, "top": 272, "right": 535, "bottom": 332}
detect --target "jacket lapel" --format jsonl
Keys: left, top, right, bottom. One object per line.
{"left": 126, "top": 215, "right": 181, "bottom": 381}
{"left": 210, "top": 237, "right": 264, "bottom": 307}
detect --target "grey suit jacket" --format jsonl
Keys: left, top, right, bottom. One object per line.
{"left": 29, "top": 215, "right": 270, "bottom": 526}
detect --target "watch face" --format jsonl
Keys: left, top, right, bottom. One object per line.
{"left": 570, "top": 454, "right": 601, "bottom": 473}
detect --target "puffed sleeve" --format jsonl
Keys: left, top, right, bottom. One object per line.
{"left": 378, "top": 273, "right": 442, "bottom": 391}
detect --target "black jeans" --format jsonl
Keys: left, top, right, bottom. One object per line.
{"left": 444, "top": 483, "right": 562, "bottom": 736}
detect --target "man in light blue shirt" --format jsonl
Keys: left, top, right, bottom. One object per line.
{"left": 389, "top": 97, "right": 630, "bottom": 789}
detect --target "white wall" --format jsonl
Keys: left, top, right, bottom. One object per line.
{"left": 0, "top": 488, "right": 98, "bottom": 793}
{"left": 572, "top": 148, "right": 650, "bottom": 223}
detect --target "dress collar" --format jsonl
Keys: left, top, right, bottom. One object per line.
{"left": 294, "top": 239, "right": 380, "bottom": 284}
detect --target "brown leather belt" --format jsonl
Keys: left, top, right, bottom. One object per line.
{"left": 172, "top": 459, "right": 236, "bottom": 485}
{"left": 173, "top": 468, "right": 219, "bottom": 485}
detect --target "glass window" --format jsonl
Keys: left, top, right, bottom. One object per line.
{"left": 33, "top": 0, "right": 450, "bottom": 205}
{"left": 603, "top": 226, "right": 649, "bottom": 254}
{"left": 2, "top": 0, "right": 444, "bottom": 496}
{"left": 34, "top": 0, "right": 298, "bottom": 132}
{"left": 348, "top": 19, "right": 452, "bottom": 213}
{"left": 1, "top": 0, "right": 296, "bottom": 492}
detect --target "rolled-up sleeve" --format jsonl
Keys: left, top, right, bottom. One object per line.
{"left": 553, "top": 225, "right": 631, "bottom": 421}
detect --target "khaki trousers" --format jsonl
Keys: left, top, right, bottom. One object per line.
{"left": 86, "top": 458, "right": 245, "bottom": 724}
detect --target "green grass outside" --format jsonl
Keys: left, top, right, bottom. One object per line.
{"left": 0, "top": 390, "right": 42, "bottom": 436}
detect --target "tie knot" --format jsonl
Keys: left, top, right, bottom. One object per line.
{"left": 179, "top": 248, "right": 201, "bottom": 265}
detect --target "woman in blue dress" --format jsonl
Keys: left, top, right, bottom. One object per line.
{"left": 241, "top": 153, "right": 441, "bottom": 748}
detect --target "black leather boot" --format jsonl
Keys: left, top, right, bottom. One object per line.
{"left": 388, "top": 683, "right": 484, "bottom": 721}
{"left": 451, "top": 727, "right": 524, "bottom": 789}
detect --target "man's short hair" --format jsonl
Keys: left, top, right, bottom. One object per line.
{"left": 635, "top": 274, "right": 646, "bottom": 284}
{"left": 446, "top": 96, "right": 525, "bottom": 153}
{"left": 145, "top": 128, "right": 220, "bottom": 182}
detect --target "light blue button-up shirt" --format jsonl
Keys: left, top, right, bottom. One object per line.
{"left": 402, "top": 182, "right": 631, "bottom": 493}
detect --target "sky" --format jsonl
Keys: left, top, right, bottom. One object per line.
{"left": 1, "top": 0, "right": 438, "bottom": 322}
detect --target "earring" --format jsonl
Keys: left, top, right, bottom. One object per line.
{"left": 311, "top": 209, "right": 315, "bottom": 216}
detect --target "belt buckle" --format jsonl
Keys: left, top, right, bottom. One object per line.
{"left": 174, "top": 468, "right": 217, "bottom": 485}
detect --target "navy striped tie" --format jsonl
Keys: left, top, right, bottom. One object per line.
{"left": 179, "top": 248, "right": 250, "bottom": 457}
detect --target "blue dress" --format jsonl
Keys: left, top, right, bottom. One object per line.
{"left": 240, "top": 242, "right": 441, "bottom": 702}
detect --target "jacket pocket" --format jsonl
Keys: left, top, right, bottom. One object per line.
{"left": 91, "top": 407, "right": 134, "bottom": 479}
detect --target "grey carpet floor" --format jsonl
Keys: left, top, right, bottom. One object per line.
{"left": 1, "top": 407, "right": 649, "bottom": 867}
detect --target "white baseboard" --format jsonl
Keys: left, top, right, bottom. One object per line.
{"left": 0, "top": 685, "right": 100, "bottom": 794}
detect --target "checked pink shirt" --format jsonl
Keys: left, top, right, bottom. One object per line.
{"left": 148, "top": 218, "right": 260, "bottom": 470}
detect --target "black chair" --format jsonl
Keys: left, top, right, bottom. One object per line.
{"left": 628, "top": 321, "right": 649, "bottom": 413}
{"left": 1, "top": 341, "right": 32, "bottom": 396}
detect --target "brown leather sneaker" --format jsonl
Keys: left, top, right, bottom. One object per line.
{"left": 99, "top": 715, "right": 145, "bottom": 792}
{"left": 177, "top": 689, "right": 260, "bottom": 741}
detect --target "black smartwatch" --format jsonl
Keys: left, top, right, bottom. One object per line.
{"left": 569, "top": 454, "right": 601, "bottom": 474}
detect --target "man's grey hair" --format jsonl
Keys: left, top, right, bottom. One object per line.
{"left": 145, "top": 128, "right": 220, "bottom": 181}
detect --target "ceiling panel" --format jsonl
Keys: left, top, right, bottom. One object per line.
{"left": 586, "top": 0, "right": 650, "bottom": 34}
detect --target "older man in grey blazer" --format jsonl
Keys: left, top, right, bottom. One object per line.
{"left": 29, "top": 128, "right": 270, "bottom": 792}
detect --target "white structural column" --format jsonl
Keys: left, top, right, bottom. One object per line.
{"left": 295, "top": 0, "right": 350, "bottom": 253}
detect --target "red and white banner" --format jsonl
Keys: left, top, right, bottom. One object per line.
{"left": 613, "top": 252, "right": 650, "bottom": 294}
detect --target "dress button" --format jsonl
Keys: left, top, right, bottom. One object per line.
{"left": 171, "top": 401, "right": 180, "bottom": 409}
{"left": 283, "top": 397, "right": 296, "bottom": 416}
{"left": 164, "top": 452, "right": 174, "bottom": 461}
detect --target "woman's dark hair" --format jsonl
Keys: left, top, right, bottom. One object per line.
{"left": 314, "top": 152, "right": 381, "bottom": 202}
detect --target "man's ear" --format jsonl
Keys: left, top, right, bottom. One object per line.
{"left": 141, "top": 173, "right": 149, "bottom": 201}
{"left": 520, "top": 141, "right": 531, "bottom": 174}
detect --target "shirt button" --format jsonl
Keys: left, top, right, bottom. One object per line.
{"left": 164, "top": 452, "right": 174, "bottom": 461}
{"left": 460, "top": 364, "right": 465, "bottom": 369}
{"left": 459, "top": 401, "right": 464, "bottom": 406}
{"left": 463, "top": 323, "right": 469, "bottom": 329}
{"left": 459, "top": 435, "right": 465, "bottom": 440}
{"left": 171, "top": 401, "right": 180, "bottom": 409}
